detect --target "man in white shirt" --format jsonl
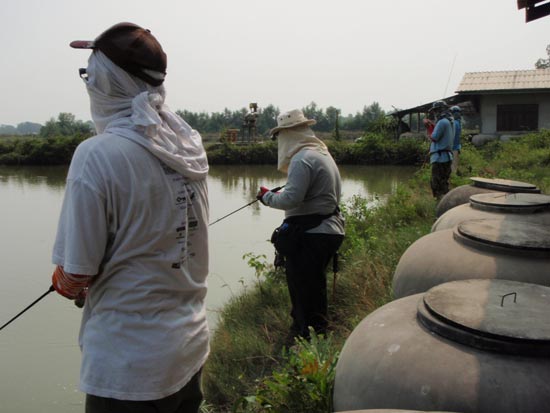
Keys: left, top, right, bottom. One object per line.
{"left": 51, "top": 22, "right": 210, "bottom": 413}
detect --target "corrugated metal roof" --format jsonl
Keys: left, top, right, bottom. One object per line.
{"left": 456, "top": 69, "right": 550, "bottom": 93}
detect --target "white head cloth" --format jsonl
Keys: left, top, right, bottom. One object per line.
{"left": 276, "top": 125, "right": 328, "bottom": 173}
{"left": 84, "top": 51, "right": 208, "bottom": 180}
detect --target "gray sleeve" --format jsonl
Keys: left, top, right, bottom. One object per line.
{"left": 263, "top": 157, "right": 311, "bottom": 210}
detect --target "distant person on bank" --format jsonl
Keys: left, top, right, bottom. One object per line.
{"left": 428, "top": 101, "right": 454, "bottom": 199}
{"left": 450, "top": 105, "right": 462, "bottom": 174}
{"left": 423, "top": 110, "right": 436, "bottom": 139}
{"left": 256, "top": 109, "right": 345, "bottom": 343}
{"left": 51, "top": 22, "right": 210, "bottom": 413}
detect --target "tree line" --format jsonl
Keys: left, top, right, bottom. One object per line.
{"left": 1, "top": 101, "right": 390, "bottom": 138}
{"left": 177, "top": 101, "right": 388, "bottom": 135}
{"left": 0, "top": 122, "right": 42, "bottom": 135}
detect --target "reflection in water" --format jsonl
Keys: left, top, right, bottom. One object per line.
{"left": 0, "top": 163, "right": 417, "bottom": 413}
{"left": 339, "top": 164, "right": 416, "bottom": 198}
{"left": 0, "top": 164, "right": 417, "bottom": 201}
{"left": 0, "top": 165, "right": 68, "bottom": 190}
{"left": 208, "top": 164, "right": 417, "bottom": 208}
{"left": 208, "top": 165, "right": 285, "bottom": 218}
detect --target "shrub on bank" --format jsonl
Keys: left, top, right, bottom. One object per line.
{"left": 1, "top": 133, "right": 427, "bottom": 167}
{"left": 333, "top": 133, "right": 427, "bottom": 165}
{"left": 206, "top": 141, "right": 278, "bottom": 164}
{"left": 0, "top": 135, "right": 84, "bottom": 165}
{"left": 205, "top": 134, "right": 427, "bottom": 166}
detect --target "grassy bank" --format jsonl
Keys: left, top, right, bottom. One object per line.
{"left": 0, "top": 132, "right": 427, "bottom": 166}
{"left": 202, "top": 130, "right": 550, "bottom": 412}
{"left": 0, "top": 135, "right": 84, "bottom": 165}
{"left": 205, "top": 134, "right": 426, "bottom": 165}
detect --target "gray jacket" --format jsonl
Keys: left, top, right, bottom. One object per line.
{"left": 262, "top": 148, "right": 345, "bottom": 235}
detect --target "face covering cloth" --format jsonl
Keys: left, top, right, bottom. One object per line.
{"left": 84, "top": 51, "right": 208, "bottom": 181}
{"left": 276, "top": 125, "right": 328, "bottom": 173}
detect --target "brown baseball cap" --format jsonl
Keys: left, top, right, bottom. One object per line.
{"left": 70, "top": 22, "right": 167, "bottom": 86}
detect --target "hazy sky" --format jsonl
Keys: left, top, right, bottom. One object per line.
{"left": 1, "top": 0, "right": 548, "bottom": 126}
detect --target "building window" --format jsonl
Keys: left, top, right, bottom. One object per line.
{"left": 496, "top": 104, "right": 538, "bottom": 131}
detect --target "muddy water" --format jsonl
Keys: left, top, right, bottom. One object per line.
{"left": 0, "top": 163, "right": 415, "bottom": 412}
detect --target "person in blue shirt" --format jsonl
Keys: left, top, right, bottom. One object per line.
{"left": 450, "top": 105, "right": 462, "bottom": 174}
{"left": 429, "top": 101, "right": 454, "bottom": 199}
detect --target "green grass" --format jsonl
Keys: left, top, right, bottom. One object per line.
{"left": 203, "top": 179, "right": 437, "bottom": 412}
{"left": 202, "top": 130, "right": 550, "bottom": 412}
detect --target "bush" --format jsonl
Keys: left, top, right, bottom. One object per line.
{"left": 235, "top": 331, "right": 339, "bottom": 413}
{"left": 326, "top": 133, "right": 426, "bottom": 165}
{"left": 0, "top": 135, "right": 84, "bottom": 165}
{"left": 206, "top": 142, "right": 278, "bottom": 164}
{"left": 1, "top": 134, "right": 428, "bottom": 167}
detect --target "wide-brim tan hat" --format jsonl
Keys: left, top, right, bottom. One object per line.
{"left": 270, "top": 109, "right": 316, "bottom": 135}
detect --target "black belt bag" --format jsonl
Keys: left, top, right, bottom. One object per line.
{"left": 271, "top": 208, "right": 339, "bottom": 256}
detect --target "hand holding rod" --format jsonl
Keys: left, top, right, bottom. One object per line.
{"left": 1, "top": 185, "right": 285, "bottom": 331}
{"left": 0, "top": 285, "right": 55, "bottom": 332}
{"left": 209, "top": 184, "right": 284, "bottom": 227}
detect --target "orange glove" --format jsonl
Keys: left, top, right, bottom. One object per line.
{"left": 52, "top": 266, "right": 92, "bottom": 300}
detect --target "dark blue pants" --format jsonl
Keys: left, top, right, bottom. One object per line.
{"left": 85, "top": 369, "right": 203, "bottom": 413}
{"left": 284, "top": 233, "right": 344, "bottom": 339}
{"left": 431, "top": 161, "right": 452, "bottom": 199}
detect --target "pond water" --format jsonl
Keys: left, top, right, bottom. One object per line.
{"left": 0, "top": 163, "right": 416, "bottom": 412}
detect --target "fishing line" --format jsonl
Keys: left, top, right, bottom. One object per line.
{"left": 209, "top": 184, "right": 285, "bottom": 226}
{"left": 0, "top": 285, "right": 55, "bottom": 332}
{"left": 443, "top": 53, "right": 458, "bottom": 97}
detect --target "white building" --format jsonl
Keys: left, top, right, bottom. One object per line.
{"left": 456, "top": 69, "right": 550, "bottom": 134}
{"left": 391, "top": 69, "right": 550, "bottom": 143}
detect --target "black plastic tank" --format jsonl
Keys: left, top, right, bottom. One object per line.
{"left": 333, "top": 279, "right": 550, "bottom": 412}
{"left": 392, "top": 219, "right": 550, "bottom": 298}
{"left": 432, "top": 192, "right": 550, "bottom": 232}
{"left": 435, "top": 177, "right": 541, "bottom": 217}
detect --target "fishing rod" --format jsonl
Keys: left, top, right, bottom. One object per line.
{"left": 209, "top": 184, "right": 285, "bottom": 226}
{"left": 443, "top": 53, "right": 458, "bottom": 97}
{"left": 0, "top": 285, "right": 55, "bottom": 332}
{"left": 1, "top": 186, "right": 284, "bottom": 331}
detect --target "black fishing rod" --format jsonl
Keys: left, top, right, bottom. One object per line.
{"left": 0, "top": 285, "right": 55, "bottom": 332}
{"left": 209, "top": 184, "right": 285, "bottom": 226}
{"left": 1, "top": 186, "right": 284, "bottom": 331}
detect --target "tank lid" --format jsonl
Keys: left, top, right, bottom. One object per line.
{"left": 456, "top": 219, "right": 550, "bottom": 252}
{"left": 418, "top": 279, "right": 550, "bottom": 356}
{"left": 470, "top": 177, "right": 540, "bottom": 193}
{"left": 470, "top": 192, "right": 550, "bottom": 213}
